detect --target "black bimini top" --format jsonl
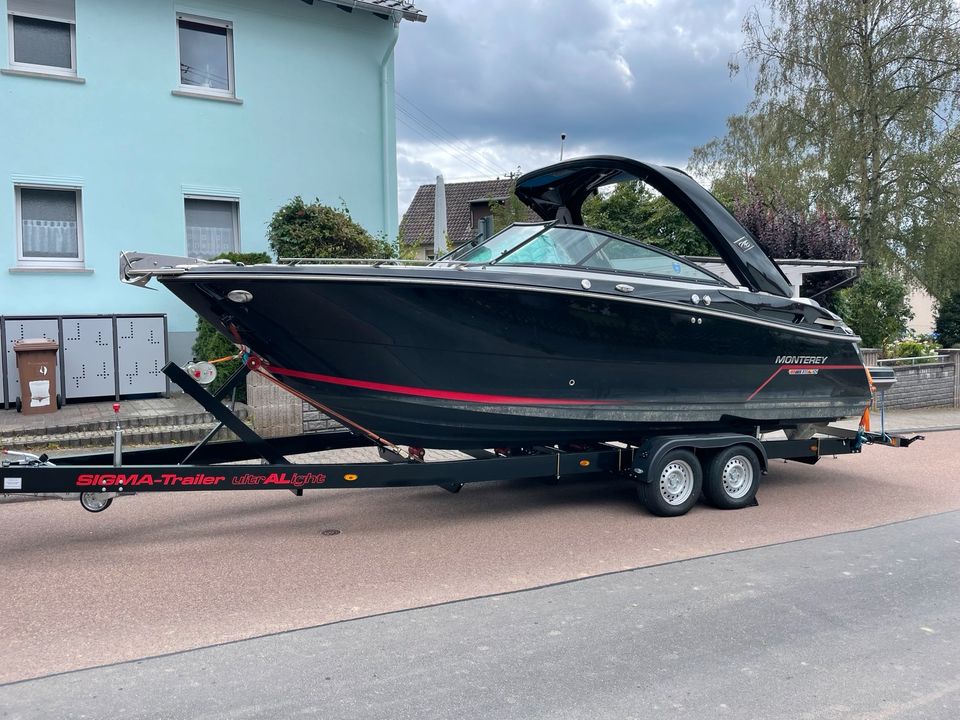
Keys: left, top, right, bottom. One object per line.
{"left": 513, "top": 156, "right": 793, "bottom": 298}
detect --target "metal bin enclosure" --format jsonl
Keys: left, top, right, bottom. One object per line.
{"left": 116, "top": 316, "right": 167, "bottom": 395}
{"left": 62, "top": 317, "right": 116, "bottom": 400}
{"left": 3, "top": 318, "right": 62, "bottom": 409}
{"left": 13, "top": 338, "right": 60, "bottom": 415}
{"left": 1, "top": 314, "right": 168, "bottom": 408}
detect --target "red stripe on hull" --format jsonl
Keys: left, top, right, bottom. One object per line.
{"left": 746, "top": 364, "right": 866, "bottom": 402}
{"left": 266, "top": 366, "right": 618, "bottom": 406}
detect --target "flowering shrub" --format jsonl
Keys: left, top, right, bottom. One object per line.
{"left": 883, "top": 333, "right": 942, "bottom": 365}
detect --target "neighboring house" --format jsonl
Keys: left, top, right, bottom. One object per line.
{"left": 0, "top": 0, "right": 424, "bottom": 373}
{"left": 908, "top": 286, "right": 936, "bottom": 335}
{"left": 401, "top": 178, "right": 538, "bottom": 259}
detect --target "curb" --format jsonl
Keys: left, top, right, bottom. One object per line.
{"left": 1, "top": 422, "right": 247, "bottom": 451}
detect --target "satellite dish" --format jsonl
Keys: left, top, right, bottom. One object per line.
{"left": 185, "top": 361, "right": 218, "bottom": 386}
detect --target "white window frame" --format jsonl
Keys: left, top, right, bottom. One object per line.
{"left": 7, "top": 4, "right": 77, "bottom": 78}
{"left": 15, "top": 183, "right": 85, "bottom": 269}
{"left": 184, "top": 194, "right": 240, "bottom": 258}
{"left": 176, "top": 13, "right": 235, "bottom": 99}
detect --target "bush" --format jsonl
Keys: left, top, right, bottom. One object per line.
{"left": 834, "top": 267, "right": 913, "bottom": 349}
{"left": 935, "top": 292, "right": 960, "bottom": 348}
{"left": 191, "top": 251, "right": 272, "bottom": 401}
{"left": 884, "top": 333, "right": 941, "bottom": 364}
{"left": 268, "top": 196, "right": 394, "bottom": 260}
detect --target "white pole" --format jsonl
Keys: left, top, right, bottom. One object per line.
{"left": 433, "top": 175, "right": 447, "bottom": 258}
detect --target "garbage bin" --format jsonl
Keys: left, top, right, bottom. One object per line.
{"left": 13, "top": 338, "right": 61, "bottom": 415}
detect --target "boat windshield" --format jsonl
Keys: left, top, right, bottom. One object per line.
{"left": 452, "top": 224, "right": 546, "bottom": 263}
{"left": 458, "top": 224, "right": 722, "bottom": 284}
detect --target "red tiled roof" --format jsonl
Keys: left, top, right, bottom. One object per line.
{"left": 401, "top": 178, "right": 538, "bottom": 248}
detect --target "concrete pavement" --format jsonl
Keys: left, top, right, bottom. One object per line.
{"left": 1, "top": 429, "right": 958, "bottom": 685}
{"left": 2, "top": 511, "right": 958, "bottom": 719}
{"left": 833, "top": 405, "right": 960, "bottom": 433}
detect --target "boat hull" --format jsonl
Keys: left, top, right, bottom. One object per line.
{"left": 163, "top": 270, "right": 871, "bottom": 448}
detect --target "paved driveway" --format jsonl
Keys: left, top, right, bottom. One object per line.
{"left": 1, "top": 431, "right": 958, "bottom": 685}
{"left": 2, "top": 511, "right": 958, "bottom": 719}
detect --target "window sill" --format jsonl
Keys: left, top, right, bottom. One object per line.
{"left": 9, "top": 266, "right": 93, "bottom": 274}
{"left": 171, "top": 89, "right": 243, "bottom": 105}
{"left": 1, "top": 68, "right": 85, "bottom": 83}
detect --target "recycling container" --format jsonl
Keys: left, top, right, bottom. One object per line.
{"left": 13, "top": 338, "right": 60, "bottom": 415}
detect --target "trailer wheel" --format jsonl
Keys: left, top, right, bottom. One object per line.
{"left": 80, "top": 492, "right": 113, "bottom": 513}
{"left": 704, "top": 445, "right": 759, "bottom": 509}
{"left": 638, "top": 449, "right": 702, "bottom": 517}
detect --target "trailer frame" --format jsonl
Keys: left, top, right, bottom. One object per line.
{"left": 0, "top": 361, "right": 923, "bottom": 516}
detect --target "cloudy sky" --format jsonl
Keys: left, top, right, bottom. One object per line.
{"left": 393, "top": 0, "right": 757, "bottom": 212}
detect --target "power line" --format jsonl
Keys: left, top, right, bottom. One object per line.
{"left": 396, "top": 105, "right": 506, "bottom": 178}
{"left": 395, "top": 91, "right": 511, "bottom": 178}
{"left": 396, "top": 91, "right": 500, "bottom": 168}
{"left": 396, "top": 101, "right": 508, "bottom": 179}
{"left": 396, "top": 106, "right": 507, "bottom": 179}
{"left": 396, "top": 114, "right": 501, "bottom": 178}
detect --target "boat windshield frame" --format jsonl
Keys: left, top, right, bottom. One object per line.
{"left": 451, "top": 222, "right": 733, "bottom": 288}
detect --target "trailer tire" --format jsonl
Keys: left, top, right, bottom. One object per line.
{"left": 80, "top": 492, "right": 113, "bottom": 513}
{"left": 638, "top": 449, "right": 702, "bottom": 517}
{"left": 704, "top": 445, "right": 759, "bottom": 509}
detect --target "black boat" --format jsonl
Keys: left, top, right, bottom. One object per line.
{"left": 121, "top": 156, "right": 871, "bottom": 448}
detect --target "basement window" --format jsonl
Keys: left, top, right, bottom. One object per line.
{"left": 185, "top": 197, "right": 240, "bottom": 259}
{"left": 16, "top": 185, "right": 84, "bottom": 268}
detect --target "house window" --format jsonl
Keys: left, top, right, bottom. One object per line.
{"left": 185, "top": 197, "right": 239, "bottom": 259}
{"left": 7, "top": 0, "right": 76, "bottom": 76}
{"left": 177, "top": 14, "right": 234, "bottom": 96}
{"left": 16, "top": 185, "right": 83, "bottom": 267}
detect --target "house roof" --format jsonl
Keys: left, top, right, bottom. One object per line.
{"left": 401, "top": 178, "right": 537, "bottom": 248}
{"left": 313, "top": 0, "right": 427, "bottom": 23}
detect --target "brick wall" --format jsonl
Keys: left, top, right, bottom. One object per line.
{"left": 863, "top": 348, "right": 960, "bottom": 409}
{"left": 883, "top": 362, "right": 956, "bottom": 409}
{"left": 303, "top": 403, "right": 343, "bottom": 433}
{"left": 246, "top": 372, "right": 302, "bottom": 438}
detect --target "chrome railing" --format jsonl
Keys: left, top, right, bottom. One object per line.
{"left": 877, "top": 354, "right": 946, "bottom": 366}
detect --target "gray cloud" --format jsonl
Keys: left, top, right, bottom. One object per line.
{"left": 395, "top": 0, "right": 757, "bottom": 208}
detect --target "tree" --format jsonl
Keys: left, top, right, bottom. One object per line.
{"left": 579, "top": 178, "right": 856, "bottom": 303}
{"left": 489, "top": 184, "right": 531, "bottom": 233}
{"left": 935, "top": 292, "right": 960, "bottom": 347}
{"left": 834, "top": 267, "right": 913, "bottom": 348}
{"left": 728, "top": 179, "right": 858, "bottom": 260}
{"left": 690, "top": 0, "right": 960, "bottom": 297}
{"left": 268, "top": 196, "right": 395, "bottom": 260}
{"left": 581, "top": 182, "right": 713, "bottom": 256}
{"left": 724, "top": 177, "right": 860, "bottom": 305}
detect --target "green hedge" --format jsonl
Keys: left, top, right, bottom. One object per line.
{"left": 935, "top": 293, "right": 960, "bottom": 348}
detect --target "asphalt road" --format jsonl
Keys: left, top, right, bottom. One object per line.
{"left": 2, "top": 510, "right": 958, "bottom": 719}
{"left": 1, "top": 431, "right": 959, "bottom": 685}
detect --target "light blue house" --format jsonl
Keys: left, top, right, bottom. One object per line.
{"left": 0, "top": 0, "right": 424, "bottom": 367}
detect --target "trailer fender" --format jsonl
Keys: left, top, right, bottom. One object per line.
{"left": 631, "top": 434, "right": 768, "bottom": 484}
